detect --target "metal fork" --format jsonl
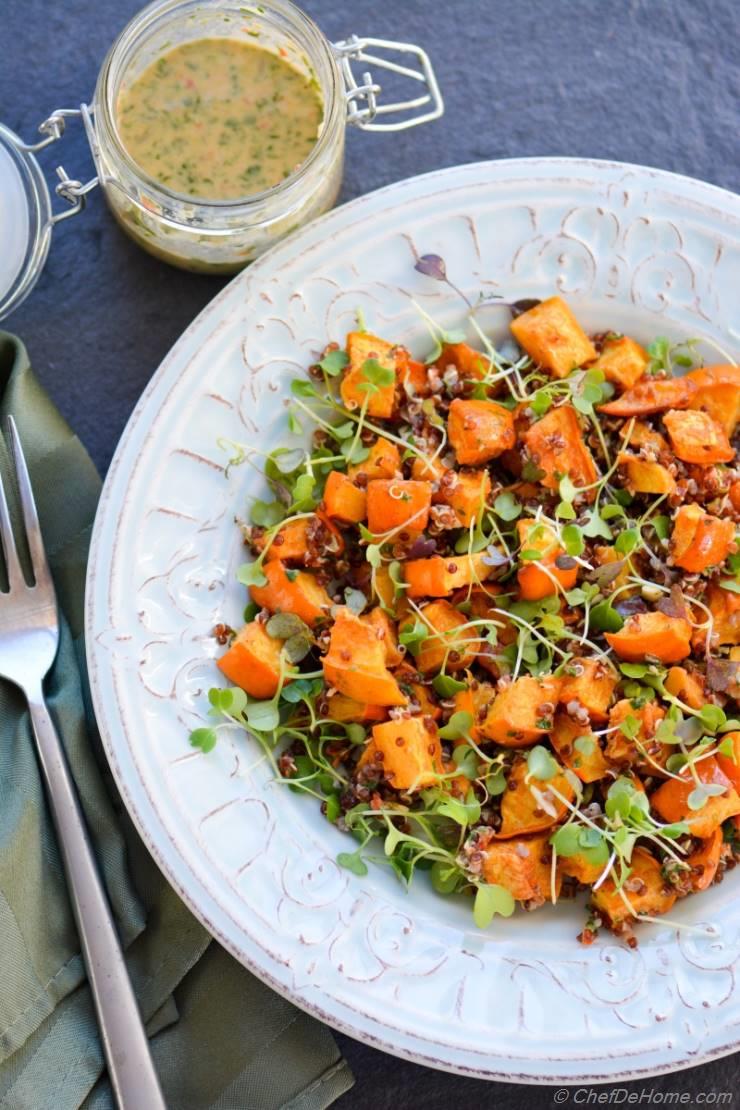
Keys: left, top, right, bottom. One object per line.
{"left": 0, "top": 417, "right": 165, "bottom": 1110}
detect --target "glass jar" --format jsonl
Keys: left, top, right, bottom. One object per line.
{"left": 0, "top": 0, "right": 443, "bottom": 311}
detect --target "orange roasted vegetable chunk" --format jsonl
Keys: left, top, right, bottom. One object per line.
{"left": 510, "top": 296, "right": 596, "bottom": 378}
{"left": 716, "top": 730, "right": 740, "bottom": 791}
{"left": 395, "top": 662, "right": 443, "bottom": 721}
{"left": 448, "top": 399, "right": 515, "bottom": 464}
{"left": 598, "top": 377, "right": 694, "bottom": 416}
{"left": 604, "top": 699, "right": 666, "bottom": 770}
{"left": 259, "top": 512, "right": 343, "bottom": 563}
{"left": 340, "top": 331, "right": 397, "bottom": 417}
{"left": 481, "top": 833, "right": 558, "bottom": 903}
{"left": 217, "top": 620, "right": 290, "bottom": 699}
{"left": 621, "top": 420, "right": 669, "bottom": 453}
{"left": 439, "top": 468, "right": 491, "bottom": 527}
{"left": 497, "top": 755, "right": 575, "bottom": 837}
{"left": 436, "top": 341, "right": 491, "bottom": 381}
{"left": 322, "top": 607, "right": 406, "bottom": 706}
{"left": 662, "top": 409, "right": 735, "bottom": 465}
{"left": 559, "top": 657, "right": 617, "bottom": 722}
{"left": 326, "top": 695, "right": 387, "bottom": 724}
{"left": 685, "top": 364, "right": 740, "bottom": 437}
{"left": 558, "top": 851, "right": 607, "bottom": 887}
{"left": 397, "top": 350, "right": 431, "bottom": 398}
{"left": 550, "top": 712, "right": 611, "bottom": 784}
{"left": 323, "top": 471, "right": 367, "bottom": 524}
{"left": 650, "top": 757, "right": 740, "bottom": 838}
{"left": 404, "top": 600, "right": 478, "bottom": 674}
{"left": 404, "top": 552, "right": 494, "bottom": 599}
{"left": 664, "top": 666, "right": 705, "bottom": 710}
{"left": 410, "top": 453, "right": 448, "bottom": 483}
{"left": 363, "top": 606, "right": 403, "bottom": 666}
{"left": 605, "top": 611, "right": 691, "bottom": 663}
{"left": 517, "top": 519, "right": 578, "bottom": 600}
{"left": 671, "top": 503, "right": 735, "bottom": 574}
{"left": 592, "top": 848, "right": 676, "bottom": 927}
{"left": 369, "top": 716, "right": 442, "bottom": 791}
{"left": 589, "top": 336, "right": 650, "bottom": 391}
{"left": 618, "top": 455, "right": 676, "bottom": 495}
{"left": 523, "top": 405, "right": 598, "bottom": 494}
{"left": 348, "top": 436, "right": 401, "bottom": 481}
{"left": 366, "top": 479, "right": 431, "bottom": 537}
{"left": 686, "top": 830, "right": 723, "bottom": 893}
{"left": 480, "top": 675, "right": 562, "bottom": 746}
{"left": 250, "top": 561, "right": 331, "bottom": 627}
{"left": 696, "top": 583, "right": 740, "bottom": 648}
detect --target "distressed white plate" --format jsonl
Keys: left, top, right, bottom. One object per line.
{"left": 87, "top": 159, "right": 740, "bottom": 1083}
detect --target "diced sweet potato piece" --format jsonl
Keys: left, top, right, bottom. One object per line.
{"left": 695, "top": 583, "right": 740, "bottom": 648}
{"left": 590, "top": 336, "right": 650, "bottom": 391}
{"left": 618, "top": 455, "right": 676, "bottom": 495}
{"left": 453, "top": 677, "right": 497, "bottom": 743}
{"left": 436, "top": 341, "right": 491, "bottom": 380}
{"left": 323, "top": 471, "right": 367, "bottom": 524}
{"left": 404, "top": 552, "right": 494, "bottom": 599}
{"left": 396, "top": 349, "right": 431, "bottom": 398}
{"left": 662, "top": 409, "right": 735, "bottom": 465}
{"left": 250, "top": 561, "right": 331, "bottom": 627}
{"left": 594, "top": 544, "right": 631, "bottom": 590}
{"left": 410, "top": 453, "right": 448, "bottom": 482}
{"left": 481, "top": 833, "right": 558, "bottom": 902}
{"left": 259, "top": 513, "right": 343, "bottom": 563}
{"left": 340, "top": 331, "right": 397, "bottom": 417}
{"left": 523, "top": 405, "right": 598, "bottom": 494}
{"left": 686, "top": 829, "right": 723, "bottom": 893}
{"left": 558, "top": 851, "right": 606, "bottom": 887}
{"left": 550, "top": 712, "right": 611, "bottom": 784}
{"left": 217, "top": 620, "right": 290, "bottom": 699}
{"left": 404, "top": 599, "right": 478, "bottom": 674}
{"left": 592, "top": 847, "right": 676, "bottom": 927}
{"left": 370, "top": 716, "right": 442, "bottom": 791}
{"left": 323, "top": 607, "right": 406, "bottom": 706}
{"left": 671, "top": 503, "right": 735, "bottom": 573}
{"left": 439, "top": 469, "right": 492, "bottom": 527}
{"left": 604, "top": 699, "right": 666, "bottom": 771}
{"left": 717, "top": 730, "right": 740, "bottom": 791}
{"left": 497, "top": 755, "right": 575, "bottom": 837}
{"left": 326, "top": 695, "right": 387, "bottom": 724}
{"left": 664, "top": 666, "right": 705, "bottom": 710}
{"left": 366, "top": 479, "right": 431, "bottom": 537}
{"left": 621, "top": 420, "right": 669, "bottom": 453}
{"left": 598, "top": 377, "right": 694, "bottom": 417}
{"left": 363, "top": 606, "right": 403, "bottom": 666}
{"left": 448, "top": 399, "right": 515, "bottom": 465}
{"left": 650, "top": 756, "right": 740, "bottom": 838}
{"left": 685, "top": 364, "right": 740, "bottom": 437}
{"left": 559, "top": 657, "right": 617, "bottom": 722}
{"left": 516, "top": 519, "right": 578, "bottom": 600}
{"left": 510, "top": 297, "right": 596, "bottom": 378}
{"left": 348, "top": 436, "right": 401, "bottom": 481}
{"left": 480, "top": 675, "right": 562, "bottom": 747}
{"left": 605, "top": 611, "right": 691, "bottom": 663}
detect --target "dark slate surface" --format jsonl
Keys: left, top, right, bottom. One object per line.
{"left": 1, "top": 0, "right": 738, "bottom": 1104}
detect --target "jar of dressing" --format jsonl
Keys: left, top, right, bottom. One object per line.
{"left": 0, "top": 0, "right": 443, "bottom": 314}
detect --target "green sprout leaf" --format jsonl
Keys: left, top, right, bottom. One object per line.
{"left": 433, "top": 673, "right": 468, "bottom": 697}
{"left": 319, "top": 349, "right": 349, "bottom": 376}
{"left": 590, "top": 600, "right": 624, "bottom": 633}
{"left": 527, "top": 744, "right": 559, "bottom": 781}
{"left": 236, "top": 561, "right": 268, "bottom": 589}
{"left": 473, "top": 883, "right": 515, "bottom": 928}
{"left": 245, "top": 701, "right": 280, "bottom": 732}
{"left": 189, "top": 727, "right": 217, "bottom": 754}
{"left": 493, "top": 491, "right": 522, "bottom": 521}
{"left": 439, "top": 711, "right": 473, "bottom": 741}
{"left": 337, "top": 851, "right": 369, "bottom": 876}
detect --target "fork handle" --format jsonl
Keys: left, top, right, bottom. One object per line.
{"left": 27, "top": 691, "right": 166, "bottom": 1110}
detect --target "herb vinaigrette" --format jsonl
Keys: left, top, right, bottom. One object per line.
{"left": 116, "top": 38, "right": 323, "bottom": 200}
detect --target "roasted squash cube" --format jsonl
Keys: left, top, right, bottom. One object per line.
{"left": 480, "top": 675, "right": 562, "bottom": 747}
{"left": 510, "top": 297, "right": 596, "bottom": 378}
{"left": 590, "top": 336, "right": 650, "bottom": 391}
{"left": 370, "top": 716, "right": 442, "bottom": 791}
{"left": 523, "top": 405, "right": 598, "bottom": 494}
{"left": 323, "top": 607, "right": 406, "bottom": 705}
{"left": 340, "top": 331, "right": 397, "bottom": 417}
{"left": 366, "top": 479, "right": 432, "bottom": 537}
{"left": 448, "top": 399, "right": 515, "bottom": 465}
{"left": 217, "top": 620, "right": 290, "bottom": 699}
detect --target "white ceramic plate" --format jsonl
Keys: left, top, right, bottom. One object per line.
{"left": 87, "top": 158, "right": 740, "bottom": 1083}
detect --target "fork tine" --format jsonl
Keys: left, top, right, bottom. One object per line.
{"left": 0, "top": 464, "right": 25, "bottom": 591}
{"left": 6, "top": 416, "right": 50, "bottom": 590}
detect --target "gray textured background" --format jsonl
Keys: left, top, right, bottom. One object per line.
{"left": 1, "top": 0, "right": 738, "bottom": 1104}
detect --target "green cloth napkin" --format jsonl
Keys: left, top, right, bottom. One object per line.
{"left": 0, "top": 333, "right": 354, "bottom": 1110}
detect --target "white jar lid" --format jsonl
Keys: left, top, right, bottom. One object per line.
{"left": 0, "top": 123, "right": 53, "bottom": 321}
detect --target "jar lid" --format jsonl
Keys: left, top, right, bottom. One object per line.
{"left": 0, "top": 123, "right": 53, "bottom": 321}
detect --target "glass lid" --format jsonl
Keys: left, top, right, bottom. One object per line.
{"left": 0, "top": 123, "right": 53, "bottom": 321}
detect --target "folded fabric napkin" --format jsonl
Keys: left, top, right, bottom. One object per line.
{"left": 0, "top": 333, "right": 354, "bottom": 1110}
